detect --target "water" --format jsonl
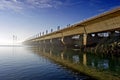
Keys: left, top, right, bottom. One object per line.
{"left": 31, "top": 46, "right": 120, "bottom": 80}
{"left": 0, "top": 46, "right": 94, "bottom": 80}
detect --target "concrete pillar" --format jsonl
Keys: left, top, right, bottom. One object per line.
{"left": 83, "top": 33, "right": 87, "bottom": 46}
{"left": 78, "top": 35, "right": 82, "bottom": 44}
{"left": 52, "top": 38, "right": 64, "bottom": 48}
{"left": 44, "top": 39, "right": 52, "bottom": 48}
{"left": 83, "top": 32, "right": 104, "bottom": 47}
{"left": 61, "top": 37, "right": 65, "bottom": 45}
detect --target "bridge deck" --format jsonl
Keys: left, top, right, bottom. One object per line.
{"left": 27, "top": 7, "right": 120, "bottom": 42}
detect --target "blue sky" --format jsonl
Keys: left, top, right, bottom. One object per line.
{"left": 0, "top": 0, "right": 120, "bottom": 45}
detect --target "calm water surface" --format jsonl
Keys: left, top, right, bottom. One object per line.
{"left": 0, "top": 46, "right": 93, "bottom": 80}
{"left": 31, "top": 46, "right": 120, "bottom": 80}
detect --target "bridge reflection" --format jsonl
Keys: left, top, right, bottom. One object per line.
{"left": 29, "top": 46, "right": 120, "bottom": 76}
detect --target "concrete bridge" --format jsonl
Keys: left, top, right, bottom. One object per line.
{"left": 24, "top": 7, "right": 120, "bottom": 49}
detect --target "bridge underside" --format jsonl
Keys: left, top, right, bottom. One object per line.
{"left": 25, "top": 30, "right": 120, "bottom": 49}
{"left": 23, "top": 8, "right": 120, "bottom": 52}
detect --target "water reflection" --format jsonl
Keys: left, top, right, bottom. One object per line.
{"left": 83, "top": 53, "right": 87, "bottom": 66}
{"left": 1, "top": 46, "right": 95, "bottom": 80}
{"left": 30, "top": 46, "right": 120, "bottom": 76}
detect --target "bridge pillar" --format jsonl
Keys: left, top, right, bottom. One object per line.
{"left": 60, "top": 37, "right": 65, "bottom": 46}
{"left": 83, "top": 33, "right": 87, "bottom": 47}
{"left": 52, "top": 38, "right": 64, "bottom": 48}
{"left": 82, "top": 33, "right": 99, "bottom": 49}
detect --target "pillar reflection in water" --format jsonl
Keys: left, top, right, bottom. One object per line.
{"left": 50, "top": 49, "right": 52, "bottom": 56}
{"left": 97, "top": 60, "right": 109, "bottom": 70}
{"left": 43, "top": 48, "right": 45, "bottom": 53}
{"left": 72, "top": 55, "right": 79, "bottom": 63}
{"left": 30, "top": 46, "right": 120, "bottom": 76}
{"left": 83, "top": 53, "right": 87, "bottom": 66}
{"left": 61, "top": 51, "right": 64, "bottom": 60}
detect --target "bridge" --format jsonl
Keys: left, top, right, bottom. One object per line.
{"left": 23, "top": 7, "right": 120, "bottom": 49}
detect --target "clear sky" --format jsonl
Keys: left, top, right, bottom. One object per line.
{"left": 0, "top": 0, "right": 120, "bottom": 45}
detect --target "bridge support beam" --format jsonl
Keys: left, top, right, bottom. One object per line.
{"left": 52, "top": 38, "right": 64, "bottom": 48}
{"left": 83, "top": 34, "right": 87, "bottom": 47}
